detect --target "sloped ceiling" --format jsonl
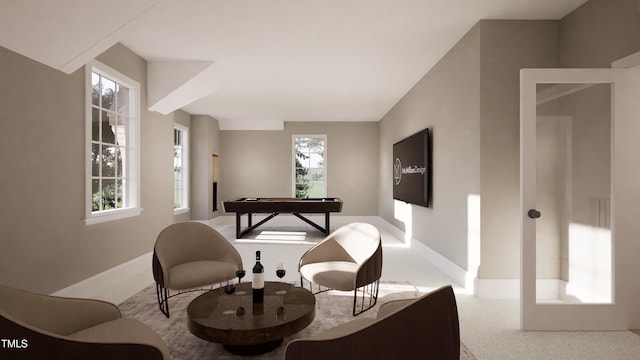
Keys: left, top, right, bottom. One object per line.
{"left": 0, "top": 0, "right": 587, "bottom": 130}
{"left": 0, "top": 0, "right": 163, "bottom": 73}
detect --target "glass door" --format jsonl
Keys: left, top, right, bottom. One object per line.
{"left": 520, "top": 68, "right": 640, "bottom": 330}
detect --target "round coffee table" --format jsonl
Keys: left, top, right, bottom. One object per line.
{"left": 187, "top": 281, "right": 316, "bottom": 355}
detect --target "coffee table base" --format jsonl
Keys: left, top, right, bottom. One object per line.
{"left": 223, "top": 339, "right": 283, "bottom": 355}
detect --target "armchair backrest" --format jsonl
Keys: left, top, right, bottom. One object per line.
{"left": 154, "top": 222, "right": 242, "bottom": 272}
{"left": 373, "top": 285, "right": 460, "bottom": 359}
{"left": 0, "top": 285, "right": 120, "bottom": 336}
{"left": 298, "top": 222, "right": 383, "bottom": 290}
{"left": 284, "top": 285, "right": 460, "bottom": 360}
{"left": 0, "top": 286, "right": 168, "bottom": 360}
{"left": 330, "top": 223, "right": 381, "bottom": 265}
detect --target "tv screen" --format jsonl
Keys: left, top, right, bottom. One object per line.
{"left": 393, "top": 128, "right": 430, "bottom": 207}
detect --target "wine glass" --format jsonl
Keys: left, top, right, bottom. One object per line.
{"left": 276, "top": 263, "right": 286, "bottom": 279}
{"left": 275, "top": 263, "right": 287, "bottom": 295}
{"left": 236, "top": 267, "right": 246, "bottom": 282}
{"left": 223, "top": 280, "right": 236, "bottom": 295}
{"left": 235, "top": 266, "right": 247, "bottom": 295}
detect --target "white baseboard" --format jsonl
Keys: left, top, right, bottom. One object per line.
{"left": 372, "top": 217, "right": 472, "bottom": 291}
{"left": 475, "top": 278, "right": 520, "bottom": 299}
{"left": 51, "top": 215, "right": 527, "bottom": 303}
{"left": 51, "top": 252, "right": 154, "bottom": 305}
{"left": 536, "top": 279, "right": 564, "bottom": 301}
{"left": 49, "top": 215, "right": 382, "bottom": 305}
{"left": 473, "top": 279, "right": 583, "bottom": 300}
{"left": 373, "top": 217, "right": 524, "bottom": 299}
{"left": 409, "top": 236, "right": 470, "bottom": 289}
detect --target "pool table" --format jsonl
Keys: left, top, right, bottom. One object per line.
{"left": 223, "top": 197, "right": 343, "bottom": 239}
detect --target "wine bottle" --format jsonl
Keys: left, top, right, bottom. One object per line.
{"left": 252, "top": 250, "right": 264, "bottom": 303}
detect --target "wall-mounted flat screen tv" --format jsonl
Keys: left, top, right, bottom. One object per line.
{"left": 393, "top": 128, "right": 430, "bottom": 207}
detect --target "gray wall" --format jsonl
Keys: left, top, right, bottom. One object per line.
{"left": 478, "top": 21, "right": 560, "bottom": 279}
{"left": 378, "top": 0, "right": 640, "bottom": 280}
{"left": 478, "top": 0, "right": 640, "bottom": 281}
{"left": 378, "top": 21, "right": 558, "bottom": 278}
{"left": 560, "top": 0, "right": 640, "bottom": 68}
{"left": 0, "top": 44, "right": 175, "bottom": 294}
{"left": 2, "top": 0, "right": 638, "bottom": 298}
{"left": 379, "top": 24, "right": 481, "bottom": 270}
{"left": 220, "top": 121, "right": 379, "bottom": 216}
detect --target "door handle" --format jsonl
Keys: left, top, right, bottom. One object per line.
{"left": 528, "top": 209, "right": 541, "bottom": 219}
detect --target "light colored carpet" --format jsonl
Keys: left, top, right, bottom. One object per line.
{"left": 119, "top": 282, "right": 476, "bottom": 360}
{"left": 455, "top": 294, "right": 640, "bottom": 360}
{"left": 218, "top": 224, "right": 327, "bottom": 244}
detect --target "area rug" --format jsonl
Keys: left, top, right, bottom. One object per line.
{"left": 119, "top": 282, "right": 476, "bottom": 360}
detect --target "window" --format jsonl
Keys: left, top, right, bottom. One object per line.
{"left": 173, "top": 125, "right": 189, "bottom": 213}
{"left": 85, "top": 61, "right": 140, "bottom": 224}
{"left": 293, "top": 135, "right": 326, "bottom": 198}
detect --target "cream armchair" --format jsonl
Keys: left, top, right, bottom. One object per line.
{"left": 153, "top": 221, "right": 243, "bottom": 317}
{"left": 298, "top": 222, "right": 383, "bottom": 315}
{"left": 284, "top": 285, "right": 460, "bottom": 360}
{"left": 0, "top": 285, "right": 170, "bottom": 360}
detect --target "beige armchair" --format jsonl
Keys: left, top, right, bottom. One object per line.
{"left": 298, "top": 222, "right": 383, "bottom": 315}
{"left": 0, "top": 285, "right": 170, "bottom": 360}
{"left": 284, "top": 285, "right": 460, "bottom": 360}
{"left": 153, "top": 221, "right": 243, "bottom": 317}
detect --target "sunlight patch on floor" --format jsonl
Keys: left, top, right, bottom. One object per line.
{"left": 235, "top": 230, "right": 317, "bottom": 245}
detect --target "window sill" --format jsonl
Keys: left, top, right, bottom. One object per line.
{"left": 84, "top": 208, "right": 143, "bottom": 225}
{"left": 174, "top": 207, "right": 190, "bottom": 215}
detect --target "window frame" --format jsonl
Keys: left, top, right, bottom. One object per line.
{"left": 173, "top": 124, "right": 190, "bottom": 215}
{"left": 84, "top": 60, "right": 141, "bottom": 225}
{"left": 292, "top": 134, "right": 327, "bottom": 198}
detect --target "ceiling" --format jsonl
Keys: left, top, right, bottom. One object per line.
{"left": 0, "top": 0, "right": 588, "bottom": 130}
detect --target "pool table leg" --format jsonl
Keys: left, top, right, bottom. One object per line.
{"left": 235, "top": 212, "right": 252, "bottom": 238}
{"left": 235, "top": 213, "right": 242, "bottom": 238}
{"left": 325, "top": 212, "right": 330, "bottom": 235}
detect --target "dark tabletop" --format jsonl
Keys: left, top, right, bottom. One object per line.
{"left": 187, "top": 281, "right": 316, "bottom": 347}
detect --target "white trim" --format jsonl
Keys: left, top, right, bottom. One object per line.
{"left": 536, "top": 279, "right": 567, "bottom": 302}
{"left": 473, "top": 279, "right": 612, "bottom": 302}
{"left": 292, "top": 134, "right": 327, "bottom": 198}
{"left": 51, "top": 252, "right": 153, "bottom": 305}
{"left": 475, "top": 278, "right": 520, "bottom": 299}
{"left": 174, "top": 207, "right": 190, "bottom": 215}
{"left": 173, "top": 123, "right": 189, "bottom": 210}
{"left": 84, "top": 207, "right": 143, "bottom": 226}
{"left": 612, "top": 50, "right": 640, "bottom": 69}
{"left": 368, "top": 216, "right": 480, "bottom": 295}
{"left": 519, "top": 68, "right": 638, "bottom": 330}
{"left": 84, "top": 60, "right": 142, "bottom": 224}
{"left": 372, "top": 216, "right": 407, "bottom": 240}
{"left": 409, "top": 236, "right": 469, "bottom": 289}
{"left": 536, "top": 83, "right": 595, "bottom": 105}
{"left": 65, "top": 215, "right": 523, "bottom": 304}
{"left": 377, "top": 216, "right": 521, "bottom": 299}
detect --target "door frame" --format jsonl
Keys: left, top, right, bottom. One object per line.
{"left": 520, "top": 68, "right": 640, "bottom": 330}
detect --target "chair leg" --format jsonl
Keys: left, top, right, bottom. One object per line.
{"left": 156, "top": 282, "right": 230, "bottom": 318}
{"left": 301, "top": 276, "right": 330, "bottom": 295}
{"left": 353, "top": 279, "right": 380, "bottom": 316}
{"left": 156, "top": 282, "right": 170, "bottom": 318}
